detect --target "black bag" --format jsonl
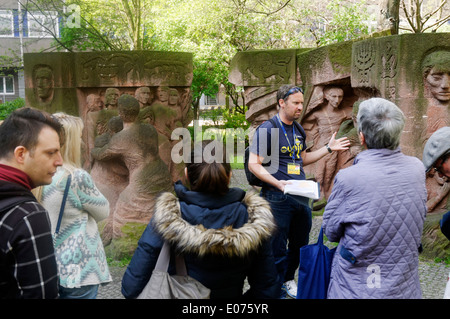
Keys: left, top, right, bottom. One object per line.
{"left": 244, "top": 118, "right": 306, "bottom": 186}
{"left": 441, "top": 211, "right": 450, "bottom": 240}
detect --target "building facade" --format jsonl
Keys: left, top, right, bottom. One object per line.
{"left": 0, "top": 0, "right": 57, "bottom": 103}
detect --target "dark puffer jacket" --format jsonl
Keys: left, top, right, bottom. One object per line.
{"left": 121, "top": 181, "right": 280, "bottom": 299}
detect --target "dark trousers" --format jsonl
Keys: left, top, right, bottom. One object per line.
{"left": 261, "top": 189, "right": 312, "bottom": 297}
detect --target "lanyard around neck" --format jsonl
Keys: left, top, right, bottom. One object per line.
{"left": 276, "top": 114, "right": 297, "bottom": 162}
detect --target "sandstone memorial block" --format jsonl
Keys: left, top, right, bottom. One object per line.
{"left": 24, "top": 50, "right": 193, "bottom": 258}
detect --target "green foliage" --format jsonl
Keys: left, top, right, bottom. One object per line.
{"left": 222, "top": 109, "right": 249, "bottom": 130}
{"left": 27, "top": 0, "right": 373, "bottom": 116}
{"left": 319, "top": 0, "right": 370, "bottom": 45}
{"left": 0, "top": 98, "right": 25, "bottom": 120}
{"left": 106, "top": 256, "right": 131, "bottom": 267}
{"left": 433, "top": 256, "right": 450, "bottom": 265}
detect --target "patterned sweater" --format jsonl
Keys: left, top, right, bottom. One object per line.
{"left": 42, "top": 168, "right": 112, "bottom": 288}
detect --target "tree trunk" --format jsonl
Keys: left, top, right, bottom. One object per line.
{"left": 378, "top": 0, "right": 400, "bottom": 34}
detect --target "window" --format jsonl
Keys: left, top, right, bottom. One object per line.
{"left": 0, "top": 76, "right": 15, "bottom": 94}
{"left": 206, "top": 95, "right": 218, "bottom": 105}
{"left": 27, "top": 11, "right": 59, "bottom": 38}
{"left": 0, "top": 10, "right": 14, "bottom": 37}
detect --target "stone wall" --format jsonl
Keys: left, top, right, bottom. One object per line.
{"left": 230, "top": 33, "right": 450, "bottom": 213}
{"left": 24, "top": 50, "right": 193, "bottom": 258}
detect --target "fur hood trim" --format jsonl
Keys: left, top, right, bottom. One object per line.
{"left": 152, "top": 191, "right": 275, "bottom": 257}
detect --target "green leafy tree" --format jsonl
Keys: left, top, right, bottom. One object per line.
{"left": 17, "top": 0, "right": 374, "bottom": 119}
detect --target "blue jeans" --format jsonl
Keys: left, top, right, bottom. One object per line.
{"left": 261, "top": 190, "right": 312, "bottom": 296}
{"left": 59, "top": 284, "right": 99, "bottom": 299}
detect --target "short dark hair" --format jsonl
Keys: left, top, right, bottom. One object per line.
{"left": 186, "top": 140, "right": 232, "bottom": 195}
{"left": 0, "top": 107, "right": 63, "bottom": 159}
{"left": 277, "top": 85, "right": 303, "bottom": 107}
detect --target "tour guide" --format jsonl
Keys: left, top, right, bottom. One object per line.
{"left": 248, "top": 84, "right": 350, "bottom": 298}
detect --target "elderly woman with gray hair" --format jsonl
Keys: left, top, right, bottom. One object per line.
{"left": 322, "top": 98, "right": 427, "bottom": 299}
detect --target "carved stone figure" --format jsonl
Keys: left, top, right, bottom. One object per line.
{"left": 91, "top": 94, "right": 172, "bottom": 250}
{"left": 423, "top": 50, "right": 450, "bottom": 104}
{"left": 135, "top": 86, "right": 152, "bottom": 108}
{"left": 168, "top": 88, "right": 179, "bottom": 107}
{"left": 82, "top": 94, "right": 104, "bottom": 169}
{"left": 104, "top": 88, "right": 120, "bottom": 110}
{"left": 420, "top": 50, "right": 450, "bottom": 214}
{"left": 138, "top": 86, "right": 192, "bottom": 181}
{"left": 90, "top": 116, "right": 127, "bottom": 245}
{"left": 154, "top": 86, "right": 169, "bottom": 106}
{"left": 302, "top": 86, "right": 353, "bottom": 198}
{"left": 33, "top": 64, "right": 54, "bottom": 105}
{"left": 426, "top": 169, "right": 450, "bottom": 214}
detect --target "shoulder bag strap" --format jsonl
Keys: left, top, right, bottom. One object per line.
{"left": 55, "top": 174, "right": 72, "bottom": 235}
{"left": 154, "top": 241, "right": 188, "bottom": 276}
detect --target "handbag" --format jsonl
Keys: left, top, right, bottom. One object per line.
{"left": 137, "top": 241, "right": 210, "bottom": 299}
{"left": 296, "top": 227, "right": 336, "bottom": 299}
{"left": 53, "top": 174, "right": 72, "bottom": 246}
{"left": 440, "top": 211, "right": 450, "bottom": 240}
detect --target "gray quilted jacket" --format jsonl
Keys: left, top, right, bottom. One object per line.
{"left": 322, "top": 148, "right": 427, "bottom": 299}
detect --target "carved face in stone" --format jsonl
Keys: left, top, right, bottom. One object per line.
{"left": 135, "top": 87, "right": 152, "bottom": 107}
{"left": 168, "top": 88, "right": 179, "bottom": 106}
{"left": 156, "top": 86, "right": 169, "bottom": 103}
{"left": 33, "top": 65, "right": 53, "bottom": 102}
{"left": 426, "top": 68, "right": 450, "bottom": 102}
{"left": 105, "top": 88, "right": 120, "bottom": 108}
{"left": 86, "top": 94, "right": 103, "bottom": 112}
{"left": 422, "top": 50, "right": 450, "bottom": 103}
{"left": 324, "top": 87, "right": 344, "bottom": 109}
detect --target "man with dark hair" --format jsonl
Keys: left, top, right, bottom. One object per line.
{"left": 0, "top": 107, "right": 63, "bottom": 298}
{"left": 248, "top": 85, "right": 350, "bottom": 298}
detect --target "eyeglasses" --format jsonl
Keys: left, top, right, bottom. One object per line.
{"left": 282, "top": 87, "right": 303, "bottom": 100}
{"left": 434, "top": 152, "right": 450, "bottom": 177}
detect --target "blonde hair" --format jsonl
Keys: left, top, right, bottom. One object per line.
{"left": 52, "top": 112, "right": 84, "bottom": 174}
{"left": 32, "top": 113, "right": 83, "bottom": 202}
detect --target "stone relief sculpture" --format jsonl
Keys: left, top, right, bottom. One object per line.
{"left": 139, "top": 86, "right": 193, "bottom": 181}
{"left": 104, "top": 88, "right": 120, "bottom": 110}
{"left": 33, "top": 64, "right": 54, "bottom": 106}
{"left": 423, "top": 50, "right": 450, "bottom": 104}
{"left": 90, "top": 116, "right": 127, "bottom": 242}
{"left": 154, "top": 86, "right": 169, "bottom": 105}
{"left": 248, "top": 52, "right": 292, "bottom": 84}
{"left": 135, "top": 86, "right": 152, "bottom": 108}
{"left": 91, "top": 94, "right": 172, "bottom": 249}
{"left": 422, "top": 50, "right": 450, "bottom": 139}
{"left": 23, "top": 50, "right": 194, "bottom": 259}
{"left": 353, "top": 41, "right": 376, "bottom": 85}
{"left": 302, "top": 86, "right": 354, "bottom": 198}
{"left": 82, "top": 94, "right": 104, "bottom": 169}
{"left": 421, "top": 50, "right": 450, "bottom": 213}
{"left": 426, "top": 169, "right": 450, "bottom": 214}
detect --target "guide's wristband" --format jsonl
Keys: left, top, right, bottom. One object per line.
{"left": 326, "top": 144, "right": 332, "bottom": 153}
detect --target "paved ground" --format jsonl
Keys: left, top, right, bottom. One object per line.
{"left": 98, "top": 170, "right": 449, "bottom": 299}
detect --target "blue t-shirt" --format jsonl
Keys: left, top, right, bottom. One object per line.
{"left": 249, "top": 115, "right": 307, "bottom": 183}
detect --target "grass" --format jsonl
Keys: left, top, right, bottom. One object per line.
{"left": 229, "top": 155, "right": 244, "bottom": 169}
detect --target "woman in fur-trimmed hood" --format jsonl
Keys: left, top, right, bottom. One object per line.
{"left": 121, "top": 141, "right": 280, "bottom": 299}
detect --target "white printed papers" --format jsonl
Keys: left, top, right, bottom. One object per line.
{"left": 283, "top": 180, "right": 320, "bottom": 200}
